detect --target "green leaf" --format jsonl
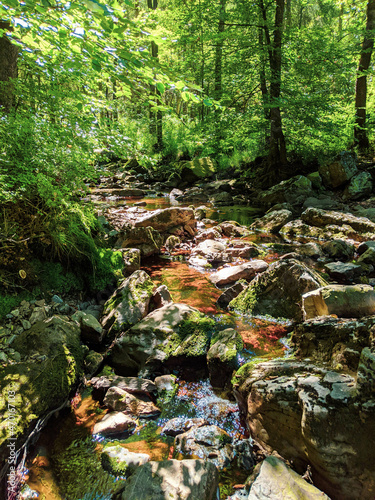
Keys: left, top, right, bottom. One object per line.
{"left": 203, "top": 99, "right": 213, "bottom": 107}
{"left": 175, "top": 81, "right": 185, "bottom": 91}
{"left": 156, "top": 82, "right": 165, "bottom": 94}
{"left": 92, "top": 59, "right": 102, "bottom": 71}
{"left": 181, "top": 92, "right": 190, "bottom": 102}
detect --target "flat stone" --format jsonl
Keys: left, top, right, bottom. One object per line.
{"left": 92, "top": 411, "right": 136, "bottom": 436}
{"left": 210, "top": 261, "right": 268, "bottom": 286}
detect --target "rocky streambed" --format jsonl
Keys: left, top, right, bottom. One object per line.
{"left": 2, "top": 158, "right": 375, "bottom": 499}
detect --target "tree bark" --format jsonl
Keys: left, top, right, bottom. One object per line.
{"left": 259, "top": 0, "right": 287, "bottom": 172}
{"left": 148, "top": 0, "right": 162, "bottom": 150}
{"left": 0, "top": 21, "right": 18, "bottom": 113}
{"left": 268, "top": 0, "right": 287, "bottom": 170}
{"left": 354, "top": 0, "right": 375, "bottom": 151}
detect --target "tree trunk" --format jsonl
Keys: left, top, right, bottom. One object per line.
{"left": 214, "top": 0, "right": 226, "bottom": 101}
{"left": 354, "top": 0, "right": 375, "bottom": 151}
{"left": 0, "top": 21, "right": 18, "bottom": 113}
{"left": 259, "top": 0, "right": 287, "bottom": 172}
{"left": 148, "top": 0, "right": 162, "bottom": 151}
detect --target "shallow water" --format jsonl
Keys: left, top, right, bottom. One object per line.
{"left": 19, "top": 202, "right": 291, "bottom": 499}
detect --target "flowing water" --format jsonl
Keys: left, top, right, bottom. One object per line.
{"left": 17, "top": 199, "right": 291, "bottom": 499}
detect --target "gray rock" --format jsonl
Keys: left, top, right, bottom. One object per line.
{"left": 108, "top": 303, "right": 214, "bottom": 377}
{"left": 72, "top": 311, "right": 103, "bottom": 345}
{"left": 174, "top": 424, "right": 233, "bottom": 469}
{"left": 210, "top": 260, "right": 268, "bottom": 287}
{"left": 319, "top": 151, "right": 357, "bottom": 188}
{"left": 92, "top": 411, "right": 136, "bottom": 436}
{"left": 230, "top": 259, "right": 326, "bottom": 321}
{"left": 162, "top": 417, "right": 208, "bottom": 437}
{"left": 324, "top": 261, "right": 363, "bottom": 283}
{"left": 216, "top": 281, "right": 248, "bottom": 309}
{"left": 302, "top": 285, "right": 375, "bottom": 320}
{"left": 207, "top": 328, "right": 244, "bottom": 388}
{"left": 103, "top": 386, "right": 160, "bottom": 417}
{"left": 101, "top": 270, "right": 155, "bottom": 337}
{"left": 247, "top": 456, "right": 330, "bottom": 499}
{"left": 322, "top": 239, "right": 355, "bottom": 261}
{"left": 250, "top": 209, "right": 293, "bottom": 234}
{"left": 344, "top": 171, "right": 373, "bottom": 200}
{"left": 101, "top": 444, "right": 150, "bottom": 476}
{"left": 116, "top": 459, "right": 219, "bottom": 500}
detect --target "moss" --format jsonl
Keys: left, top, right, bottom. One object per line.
{"left": 231, "top": 358, "right": 266, "bottom": 386}
{"left": 161, "top": 312, "right": 215, "bottom": 358}
{"left": 0, "top": 317, "right": 84, "bottom": 455}
{"left": 229, "top": 287, "right": 258, "bottom": 314}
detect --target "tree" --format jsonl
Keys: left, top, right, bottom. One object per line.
{"left": 354, "top": 0, "right": 375, "bottom": 151}
{"left": 0, "top": 21, "right": 18, "bottom": 113}
{"left": 258, "top": 0, "right": 287, "bottom": 175}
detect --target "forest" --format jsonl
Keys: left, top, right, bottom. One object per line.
{"left": 0, "top": 0, "right": 374, "bottom": 311}
{"left": 0, "top": 2, "right": 375, "bottom": 499}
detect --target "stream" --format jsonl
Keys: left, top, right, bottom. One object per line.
{"left": 16, "top": 196, "right": 292, "bottom": 500}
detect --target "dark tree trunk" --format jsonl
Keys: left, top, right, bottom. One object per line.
{"left": 214, "top": 0, "right": 226, "bottom": 100}
{"left": 354, "top": 0, "right": 375, "bottom": 151}
{"left": 148, "top": 0, "right": 162, "bottom": 151}
{"left": 259, "top": 0, "right": 287, "bottom": 173}
{"left": 0, "top": 21, "right": 18, "bottom": 113}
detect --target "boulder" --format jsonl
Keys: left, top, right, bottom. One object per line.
{"left": 301, "top": 207, "right": 375, "bottom": 234}
{"left": 103, "top": 386, "right": 160, "bottom": 417}
{"left": 71, "top": 311, "right": 103, "bottom": 346}
{"left": 233, "top": 358, "right": 375, "bottom": 500}
{"left": 133, "top": 207, "right": 196, "bottom": 234}
{"left": 321, "top": 239, "right": 355, "bottom": 261}
{"left": 358, "top": 247, "right": 375, "bottom": 265}
{"left": 230, "top": 259, "right": 326, "bottom": 321}
{"left": 247, "top": 456, "right": 330, "bottom": 500}
{"left": 161, "top": 417, "right": 208, "bottom": 437}
{"left": 151, "top": 284, "right": 173, "bottom": 309}
{"left": 115, "top": 459, "right": 219, "bottom": 500}
{"left": 209, "top": 261, "right": 268, "bottom": 287}
{"left": 210, "top": 191, "right": 233, "bottom": 205}
{"left": 343, "top": 171, "right": 372, "bottom": 200}
{"left": 195, "top": 228, "right": 222, "bottom": 243}
{"left": 250, "top": 209, "right": 293, "bottom": 234}
{"left": 115, "top": 226, "right": 163, "bottom": 257}
{"left": 101, "top": 270, "right": 155, "bottom": 336}
{"left": 216, "top": 281, "right": 248, "bottom": 309}
{"left": 358, "top": 240, "right": 375, "bottom": 255}
{"left": 257, "top": 175, "right": 313, "bottom": 208}
{"left": 207, "top": 328, "right": 244, "bottom": 388}
{"left": 90, "top": 374, "right": 156, "bottom": 402}
{"left": 121, "top": 248, "right": 141, "bottom": 276}
{"left": 108, "top": 303, "right": 215, "bottom": 377}
{"left": 324, "top": 261, "right": 363, "bottom": 283}
{"left": 319, "top": 151, "right": 357, "bottom": 188}
{"left": 0, "top": 316, "right": 84, "bottom": 464}
{"left": 226, "top": 240, "right": 260, "bottom": 259}
{"left": 179, "top": 157, "right": 216, "bottom": 182}
{"left": 92, "top": 411, "right": 136, "bottom": 436}
{"left": 302, "top": 284, "right": 375, "bottom": 320}
{"left": 218, "top": 222, "right": 250, "bottom": 237}
{"left": 291, "top": 315, "right": 375, "bottom": 369}
{"left": 101, "top": 444, "right": 150, "bottom": 476}
{"left": 174, "top": 425, "right": 233, "bottom": 470}
{"left": 191, "top": 239, "right": 230, "bottom": 265}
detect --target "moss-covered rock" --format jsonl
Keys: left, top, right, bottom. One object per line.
{"left": 229, "top": 259, "right": 327, "bottom": 321}
{"left": 178, "top": 157, "right": 216, "bottom": 183}
{"left": 101, "top": 270, "right": 155, "bottom": 338}
{"left": 101, "top": 444, "right": 150, "bottom": 476}
{"left": 0, "top": 316, "right": 84, "bottom": 464}
{"left": 207, "top": 328, "right": 244, "bottom": 388}
{"left": 108, "top": 303, "right": 215, "bottom": 377}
